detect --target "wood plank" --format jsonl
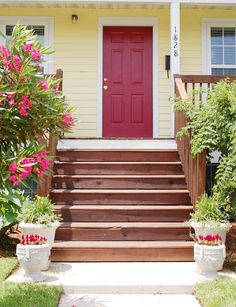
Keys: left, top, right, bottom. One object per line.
{"left": 55, "top": 222, "right": 190, "bottom": 241}
{"left": 50, "top": 189, "right": 191, "bottom": 205}
{"left": 54, "top": 204, "right": 192, "bottom": 222}
{"left": 52, "top": 174, "right": 187, "bottom": 189}
{"left": 51, "top": 241, "right": 194, "bottom": 262}
{"left": 56, "top": 149, "right": 180, "bottom": 162}
{"left": 54, "top": 161, "right": 184, "bottom": 175}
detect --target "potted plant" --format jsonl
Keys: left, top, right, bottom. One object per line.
{"left": 190, "top": 194, "right": 231, "bottom": 244}
{"left": 17, "top": 195, "right": 61, "bottom": 269}
{"left": 194, "top": 234, "right": 226, "bottom": 273}
{"left": 16, "top": 234, "right": 49, "bottom": 282}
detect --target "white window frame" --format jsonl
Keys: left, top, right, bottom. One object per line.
{"left": 0, "top": 16, "right": 54, "bottom": 74}
{"left": 97, "top": 17, "right": 159, "bottom": 138}
{"left": 202, "top": 18, "right": 236, "bottom": 74}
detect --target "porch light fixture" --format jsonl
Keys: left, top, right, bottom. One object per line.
{"left": 71, "top": 14, "right": 78, "bottom": 23}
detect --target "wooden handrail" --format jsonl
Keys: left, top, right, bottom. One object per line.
{"left": 174, "top": 74, "right": 236, "bottom": 207}
{"left": 37, "top": 68, "right": 63, "bottom": 197}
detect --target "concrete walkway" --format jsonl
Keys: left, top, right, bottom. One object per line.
{"left": 58, "top": 294, "right": 200, "bottom": 307}
{"left": 8, "top": 262, "right": 236, "bottom": 295}
{"left": 7, "top": 262, "right": 236, "bottom": 306}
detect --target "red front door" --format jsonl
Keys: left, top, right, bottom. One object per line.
{"left": 103, "top": 27, "right": 153, "bottom": 138}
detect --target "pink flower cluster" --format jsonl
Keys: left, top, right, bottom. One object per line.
{"left": 0, "top": 46, "right": 22, "bottom": 72}
{"left": 23, "top": 43, "right": 41, "bottom": 61}
{"left": 62, "top": 112, "right": 74, "bottom": 127}
{"left": 196, "top": 234, "right": 222, "bottom": 246}
{"left": 39, "top": 80, "right": 49, "bottom": 91}
{"left": 19, "top": 95, "right": 32, "bottom": 117}
{"left": 32, "top": 150, "right": 50, "bottom": 177}
{"left": 9, "top": 150, "right": 50, "bottom": 186}
{"left": 20, "top": 234, "right": 47, "bottom": 245}
{"left": 53, "top": 84, "right": 60, "bottom": 94}
{"left": 7, "top": 92, "right": 15, "bottom": 105}
{"left": 0, "top": 46, "right": 12, "bottom": 69}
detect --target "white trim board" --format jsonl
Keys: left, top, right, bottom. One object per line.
{"left": 0, "top": 16, "right": 54, "bottom": 74}
{"left": 1, "top": 0, "right": 236, "bottom": 5}
{"left": 202, "top": 18, "right": 236, "bottom": 74}
{"left": 58, "top": 139, "right": 177, "bottom": 150}
{"left": 97, "top": 17, "right": 159, "bottom": 138}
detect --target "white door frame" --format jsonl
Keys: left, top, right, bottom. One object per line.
{"left": 97, "top": 17, "right": 159, "bottom": 138}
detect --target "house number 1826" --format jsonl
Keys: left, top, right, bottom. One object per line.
{"left": 173, "top": 27, "right": 178, "bottom": 57}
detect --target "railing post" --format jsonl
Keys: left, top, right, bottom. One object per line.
{"left": 37, "top": 69, "right": 63, "bottom": 196}
{"left": 174, "top": 75, "right": 206, "bottom": 208}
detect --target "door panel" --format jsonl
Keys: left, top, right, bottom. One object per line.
{"left": 103, "top": 27, "right": 153, "bottom": 138}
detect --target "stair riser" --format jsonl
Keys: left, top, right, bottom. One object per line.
{"left": 52, "top": 177, "right": 187, "bottom": 189}
{"left": 55, "top": 227, "right": 190, "bottom": 241}
{"left": 54, "top": 164, "right": 183, "bottom": 175}
{"left": 50, "top": 193, "right": 191, "bottom": 205}
{"left": 57, "top": 151, "right": 180, "bottom": 162}
{"left": 54, "top": 208, "right": 192, "bottom": 222}
{"left": 51, "top": 247, "right": 194, "bottom": 262}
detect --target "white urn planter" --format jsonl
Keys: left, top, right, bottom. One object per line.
{"left": 16, "top": 243, "right": 50, "bottom": 282}
{"left": 191, "top": 222, "right": 231, "bottom": 244}
{"left": 194, "top": 243, "right": 226, "bottom": 273}
{"left": 19, "top": 221, "right": 60, "bottom": 270}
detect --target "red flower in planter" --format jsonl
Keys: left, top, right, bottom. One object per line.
{"left": 20, "top": 234, "right": 47, "bottom": 245}
{"left": 196, "top": 234, "right": 223, "bottom": 246}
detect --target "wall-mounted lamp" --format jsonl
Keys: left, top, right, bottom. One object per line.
{"left": 71, "top": 14, "right": 78, "bottom": 23}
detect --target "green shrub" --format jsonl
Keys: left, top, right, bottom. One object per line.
{"left": 17, "top": 196, "right": 61, "bottom": 225}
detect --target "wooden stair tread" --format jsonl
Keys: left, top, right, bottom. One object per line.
{"left": 51, "top": 189, "right": 189, "bottom": 194}
{"left": 52, "top": 174, "right": 185, "bottom": 178}
{"left": 58, "top": 222, "right": 189, "bottom": 228}
{"left": 54, "top": 161, "right": 181, "bottom": 165}
{"left": 53, "top": 240, "right": 194, "bottom": 248}
{"left": 57, "top": 149, "right": 178, "bottom": 152}
{"left": 54, "top": 205, "right": 193, "bottom": 210}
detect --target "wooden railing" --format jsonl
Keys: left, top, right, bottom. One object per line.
{"left": 174, "top": 74, "right": 236, "bottom": 208}
{"left": 37, "top": 68, "right": 63, "bottom": 196}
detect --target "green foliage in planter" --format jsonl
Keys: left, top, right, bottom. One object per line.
{"left": 174, "top": 79, "right": 236, "bottom": 221}
{"left": 189, "top": 193, "right": 227, "bottom": 224}
{"left": 17, "top": 196, "right": 61, "bottom": 226}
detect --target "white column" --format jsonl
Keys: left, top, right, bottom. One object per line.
{"left": 170, "top": 0, "right": 180, "bottom": 137}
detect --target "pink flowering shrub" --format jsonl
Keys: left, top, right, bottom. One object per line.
{"left": 0, "top": 25, "right": 74, "bottom": 231}
{"left": 195, "top": 234, "right": 223, "bottom": 246}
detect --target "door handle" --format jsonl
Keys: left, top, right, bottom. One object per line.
{"left": 103, "top": 85, "right": 108, "bottom": 90}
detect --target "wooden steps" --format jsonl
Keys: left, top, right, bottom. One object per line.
{"left": 50, "top": 147, "right": 193, "bottom": 262}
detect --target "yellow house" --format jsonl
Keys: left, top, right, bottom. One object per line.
{"left": 1, "top": 0, "right": 235, "bottom": 139}
{"left": 2, "top": 0, "right": 235, "bottom": 261}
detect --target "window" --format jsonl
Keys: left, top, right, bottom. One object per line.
{"left": 203, "top": 20, "right": 236, "bottom": 76}
{"left": 0, "top": 17, "right": 54, "bottom": 73}
{"left": 211, "top": 27, "right": 236, "bottom": 75}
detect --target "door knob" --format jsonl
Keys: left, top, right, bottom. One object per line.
{"left": 103, "top": 85, "right": 108, "bottom": 90}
